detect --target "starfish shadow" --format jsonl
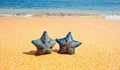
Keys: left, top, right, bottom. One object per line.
{"left": 23, "top": 50, "right": 51, "bottom": 56}
{"left": 23, "top": 50, "right": 36, "bottom": 55}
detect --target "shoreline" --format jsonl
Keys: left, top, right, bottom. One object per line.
{"left": 0, "top": 13, "right": 104, "bottom": 17}
{"left": 0, "top": 13, "right": 120, "bottom": 21}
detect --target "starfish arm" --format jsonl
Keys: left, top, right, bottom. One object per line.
{"left": 49, "top": 40, "right": 56, "bottom": 49}
{"left": 67, "top": 48, "right": 75, "bottom": 54}
{"left": 56, "top": 38, "right": 67, "bottom": 53}
{"left": 71, "top": 40, "right": 82, "bottom": 48}
{"left": 46, "top": 50, "right": 52, "bottom": 54}
{"left": 56, "top": 38, "right": 64, "bottom": 44}
{"left": 44, "top": 42, "right": 50, "bottom": 49}
{"left": 65, "top": 32, "right": 73, "bottom": 40}
{"left": 36, "top": 49, "right": 46, "bottom": 56}
{"left": 40, "top": 31, "right": 50, "bottom": 43}
{"left": 58, "top": 45, "right": 66, "bottom": 54}
{"left": 32, "top": 40, "right": 48, "bottom": 50}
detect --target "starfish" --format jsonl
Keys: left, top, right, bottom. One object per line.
{"left": 31, "top": 31, "right": 56, "bottom": 56}
{"left": 56, "top": 32, "right": 82, "bottom": 54}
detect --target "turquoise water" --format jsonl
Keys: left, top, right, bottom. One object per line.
{"left": 0, "top": 0, "right": 120, "bottom": 15}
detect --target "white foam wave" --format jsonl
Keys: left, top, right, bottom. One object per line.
{"left": 0, "top": 14, "right": 33, "bottom": 17}
{"left": 105, "top": 15, "right": 120, "bottom": 21}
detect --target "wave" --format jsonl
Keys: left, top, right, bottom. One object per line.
{"left": 105, "top": 15, "right": 120, "bottom": 21}
{"left": 0, "top": 14, "right": 33, "bottom": 17}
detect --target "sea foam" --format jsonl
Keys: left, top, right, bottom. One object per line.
{"left": 105, "top": 15, "right": 120, "bottom": 21}
{"left": 0, "top": 14, "right": 33, "bottom": 17}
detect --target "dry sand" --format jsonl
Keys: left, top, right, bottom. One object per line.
{"left": 0, "top": 16, "right": 120, "bottom": 70}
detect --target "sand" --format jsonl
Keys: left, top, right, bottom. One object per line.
{"left": 0, "top": 16, "right": 120, "bottom": 70}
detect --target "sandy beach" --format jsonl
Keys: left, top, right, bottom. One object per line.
{"left": 0, "top": 16, "right": 120, "bottom": 70}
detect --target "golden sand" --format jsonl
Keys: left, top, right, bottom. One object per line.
{"left": 0, "top": 16, "right": 120, "bottom": 70}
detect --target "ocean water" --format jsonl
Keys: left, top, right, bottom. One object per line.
{"left": 0, "top": 0, "right": 120, "bottom": 16}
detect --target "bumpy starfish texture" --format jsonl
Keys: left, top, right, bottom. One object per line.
{"left": 31, "top": 31, "right": 56, "bottom": 56}
{"left": 56, "top": 32, "right": 82, "bottom": 54}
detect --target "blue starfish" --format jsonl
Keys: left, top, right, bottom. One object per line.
{"left": 31, "top": 31, "right": 56, "bottom": 56}
{"left": 56, "top": 32, "right": 82, "bottom": 54}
